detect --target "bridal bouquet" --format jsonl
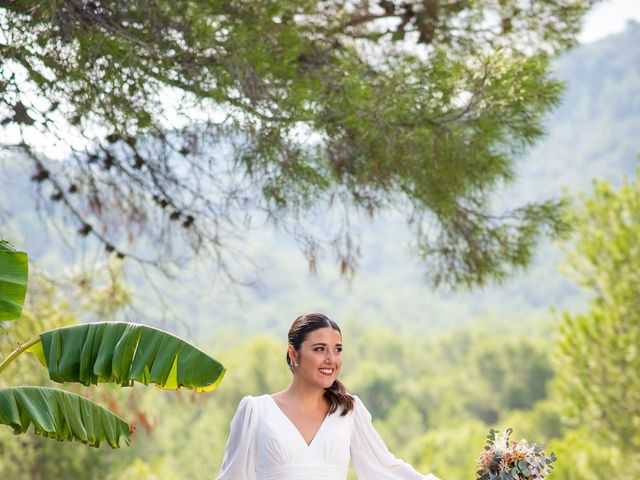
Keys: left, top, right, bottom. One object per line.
{"left": 476, "top": 428, "right": 557, "bottom": 480}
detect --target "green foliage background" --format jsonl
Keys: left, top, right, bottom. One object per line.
{"left": 1, "top": 17, "right": 640, "bottom": 480}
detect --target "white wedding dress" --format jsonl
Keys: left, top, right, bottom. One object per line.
{"left": 216, "top": 394, "right": 442, "bottom": 480}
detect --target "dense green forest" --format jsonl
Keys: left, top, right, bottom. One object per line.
{"left": 1, "top": 13, "right": 640, "bottom": 480}
{"left": 0, "top": 255, "right": 636, "bottom": 478}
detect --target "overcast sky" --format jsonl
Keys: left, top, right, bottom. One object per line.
{"left": 579, "top": 0, "right": 640, "bottom": 42}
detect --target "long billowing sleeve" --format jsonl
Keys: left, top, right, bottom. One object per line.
{"left": 350, "top": 396, "right": 441, "bottom": 480}
{"left": 216, "top": 396, "right": 258, "bottom": 480}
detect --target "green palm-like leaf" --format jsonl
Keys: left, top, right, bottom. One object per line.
{"left": 0, "top": 240, "right": 28, "bottom": 321}
{"left": 27, "top": 322, "right": 226, "bottom": 392}
{"left": 0, "top": 386, "right": 131, "bottom": 447}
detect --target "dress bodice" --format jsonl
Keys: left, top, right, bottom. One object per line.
{"left": 216, "top": 394, "right": 441, "bottom": 480}
{"left": 255, "top": 395, "right": 351, "bottom": 479}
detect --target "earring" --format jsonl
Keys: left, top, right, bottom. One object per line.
{"left": 293, "top": 362, "right": 298, "bottom": 367}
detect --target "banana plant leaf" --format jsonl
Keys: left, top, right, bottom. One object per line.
{"left": 0, "top": 386, "right": 131, "bottom": 448}
{"left": 27, "top": 322, "right": 226, "bottom": 392}
{"left": 0, "top": 240, "right": 28, "bottom": 321}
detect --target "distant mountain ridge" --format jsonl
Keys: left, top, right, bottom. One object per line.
{"left": 2, "top": 24, "right": 639, "bottom": 340}
{"left": 514, "top": 20, "right": 640, "bottom": 201}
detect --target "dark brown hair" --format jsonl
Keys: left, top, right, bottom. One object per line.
{"left": 287, "top": 312, "right": 354, "bottom": 415}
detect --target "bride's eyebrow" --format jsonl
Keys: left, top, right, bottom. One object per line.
{"left": 310, "top": 342, "right": 343, "bottom": 347}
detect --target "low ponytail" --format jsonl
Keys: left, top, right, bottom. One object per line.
{"left": 324, "top": 379, "right": 354, "bottom": 416}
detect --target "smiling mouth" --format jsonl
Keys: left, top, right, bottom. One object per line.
{"left": 319, "top": 368, "right": 335, "bottom": 376}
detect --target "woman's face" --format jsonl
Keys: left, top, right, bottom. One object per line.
{"left": 291, "top": 327, "right": 343, "bottom": 389}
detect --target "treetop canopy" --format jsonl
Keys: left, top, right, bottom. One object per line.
{"left": 0, "top": 0, "right": 595, "bottom": 287}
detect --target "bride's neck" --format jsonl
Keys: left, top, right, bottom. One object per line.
{"left": 285, "top": 379, "right": 326, "bottom": 407}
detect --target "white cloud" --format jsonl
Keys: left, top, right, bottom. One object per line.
{"left": 579, "top": 0, "right": 640, "bottom": 43}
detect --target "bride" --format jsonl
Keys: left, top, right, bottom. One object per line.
{"left": 216, "top": 312, "right": 442, "bottom": 480}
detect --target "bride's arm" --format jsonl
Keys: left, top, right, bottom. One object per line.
{"left": 350, "top": 396, "right": 441, "bottom": 480}
{"left": 215, "top": 396, "right": 258, "bottom": 480}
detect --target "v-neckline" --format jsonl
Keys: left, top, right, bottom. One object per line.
{"left": 267, "top": 395, "right": 330, "bottom": 447}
